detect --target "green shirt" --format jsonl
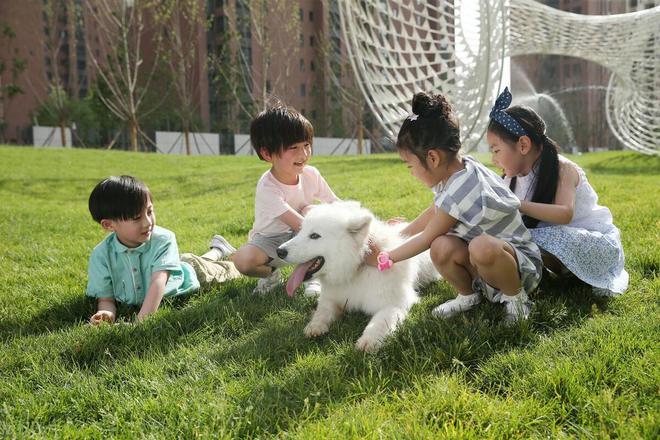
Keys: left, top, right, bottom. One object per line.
{"left": 86, "top": 225, "right": 199, "bottom": 305}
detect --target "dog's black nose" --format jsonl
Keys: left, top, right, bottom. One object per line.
{"left": 276, "top": 247, "right": 287, "bottom": 259}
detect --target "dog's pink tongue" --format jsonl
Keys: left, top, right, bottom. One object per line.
{"left": 286, "top": 261, "right": 314, "bottom": 297}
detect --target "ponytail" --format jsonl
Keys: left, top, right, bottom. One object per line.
{"left": 523, "top": 136, "right": 559, "bottom": 228}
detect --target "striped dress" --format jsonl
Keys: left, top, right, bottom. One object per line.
{"left": 433, "top": 155, "right": 543, "bottom": 298}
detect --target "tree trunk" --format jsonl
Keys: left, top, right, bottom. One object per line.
{"left": 129, "top": 119, "right": 138, "bottom": 152}
{"left": 184, "top": 126, "right": 190, "bottom": 155}
{"left": 59, "top": 120, "right": 67, "bottom": 147}
{"left": 0, "top": 76, "right": 4, "bottom": 143}
{"left": 357, "top": 113, "right": 363, "bottom": 155}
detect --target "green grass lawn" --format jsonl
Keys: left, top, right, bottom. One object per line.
{"left": 1, "top": 146, "right": 658, "bottom": 438}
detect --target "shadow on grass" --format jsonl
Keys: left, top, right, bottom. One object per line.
{"left": 0, "top": 295, "right": 93, "bottom": 341}
{"left": 213, "top": 277, "right": 612, "bottom": 437}
{"left": 0, "top": 294, "right": 202, "bottom": 342}
{"left": 52, "top": 274, "right": 611, "bottom": 437}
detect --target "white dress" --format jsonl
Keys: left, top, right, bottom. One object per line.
{"left": 504, "top": 155, "right": 629, "bottom": 295}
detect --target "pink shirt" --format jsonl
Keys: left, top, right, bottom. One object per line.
{"left": 249, "top": 165, "right": 338, "bottom": 239}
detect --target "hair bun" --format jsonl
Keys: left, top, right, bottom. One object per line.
{"left": 411, "top": 92, "right": 452, "bottom": 118}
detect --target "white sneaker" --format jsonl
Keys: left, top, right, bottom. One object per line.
{"left": 208, "top": 234, "right": 236, "bottom": 258}
{"left": 303, "top": 280, "right": 322, "bottom": 297}
{"left": 500, "top": 289, "right": 532, "bottom": 322}
{"left": 432, "top": 293, "right": 481, "bottom": 319}
{"left": 253, "top": 268, "right": 282, "bottom": 295}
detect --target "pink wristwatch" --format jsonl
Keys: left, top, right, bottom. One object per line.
{"left": 377, "top": 251, "right": 394, "bottom": 271}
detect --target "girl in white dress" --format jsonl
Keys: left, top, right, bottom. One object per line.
{"left": 487, "top": 88, "right": 628, "bottom": 296}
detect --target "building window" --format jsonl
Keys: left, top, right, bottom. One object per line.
{"left": 266, "top": 80, "right": 271, "bottom": 93}
{"left": 300, "top": 84, "right": 306, "bottom": 97}
{"left": 299, "top": 33, "right": 304, "bottom": 47}
{"left": 299, "top": 8, "right": 304, "bottom": 21}
{"left": 299, "top": 58, "right": 305, "bottom": 71}
{"left": 309, "top": 35, "right": 315, "bottom": 47}
{"left": 309, "top": 11, "right": 314, "bottom": 21}
{"left": 310, "top": 60, "right": 315, "bottom": 71}
{"left": 213, "top": 15, "right": 228, "bottom": 33}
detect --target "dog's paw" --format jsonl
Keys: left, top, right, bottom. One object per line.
{"left": 355, "top": 334, "right": 383, "bottom": 353}
{"left": 304, "top": 321, "right": 329, "bottom": 337}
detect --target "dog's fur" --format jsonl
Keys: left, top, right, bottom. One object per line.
{"left": 277, "top": 200, "right": 439, "bottom": 352}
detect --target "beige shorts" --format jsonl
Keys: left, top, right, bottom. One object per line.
{"left": 180, "top": 253, "right": 242, "bottom": 287}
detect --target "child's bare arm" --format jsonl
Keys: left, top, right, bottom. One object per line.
{"left": 278, "top": 208, "right": 305, "bottom": 232}
{"left": 390, "top": 209, "right": 457, "bottom": 263}
{"left": 90, "top": 298, "right": 117, "bottom": 325}
{"left": 520, "top": 163, "right": 579, "bottom": 224}
{"left": 136, "top": 270, "right": 169, "bottom": 322}
{"left": 400, "top": 204, "right": 435, "bottom": 236}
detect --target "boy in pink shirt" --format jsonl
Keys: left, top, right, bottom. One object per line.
{"left": 232, "top": 106, "right": 339, "bottom": 295}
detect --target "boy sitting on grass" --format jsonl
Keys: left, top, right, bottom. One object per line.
{"left": 86, "top": 175, "right": 240, "bottom": 325}
{"left": 230, "top": 106, "right": 339, "bottom": 295}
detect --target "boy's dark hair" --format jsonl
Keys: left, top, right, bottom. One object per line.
{"left": 250, "top": 105, "right": 314, "bottom": 160}
{"left": 488, "top": 105, "right": 561, "bottom": 228}
{"left": 88, "top": 175, "right": 152, "bottom": 223}
{"left": 396, "top": 92, "right": 462, "bottom": 167}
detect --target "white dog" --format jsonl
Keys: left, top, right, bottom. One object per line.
{"left": 276, "top": 201, "right": 439, "bottom": 352}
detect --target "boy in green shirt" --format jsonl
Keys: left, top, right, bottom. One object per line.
{"left": 86, "top": 175, "right": 239, "bottom": 324}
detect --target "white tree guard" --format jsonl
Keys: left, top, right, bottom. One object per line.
{"left": 338, "top": 0, "right": 660, "bottom": 154}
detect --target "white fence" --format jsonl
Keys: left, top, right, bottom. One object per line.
{"left": 155, "top": 131, "right": 219, "bottom": 155}
{"left": 33, "top": 126, "right": 72, "bottom": 147}
{"left": 233, "top": 134, "right": 371, "bottom": 156}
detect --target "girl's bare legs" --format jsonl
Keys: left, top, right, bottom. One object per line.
{"left": 429, "top": 235, "right": 482, "bottom": 318}
{"left": 467, "top": 234, "right": 521, "bottom": 296}
{"left": 429, "top": 235, "right": 477, "bottom": 295}
{"left": 468, "top": 234, "right": 531, "bottom": 321}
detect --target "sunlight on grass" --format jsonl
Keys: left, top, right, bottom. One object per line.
{"left": 1, "top": 146, "right": 658, "bottom": 437}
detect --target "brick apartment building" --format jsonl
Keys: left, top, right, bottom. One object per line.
{"left": 0, "top": 0, "right": 98, "bottom": 143}
{"left": 0, "top": 0, "right": 358, "bottom": 146}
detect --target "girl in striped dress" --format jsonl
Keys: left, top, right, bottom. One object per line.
{"left": 371, "top": 92, "right": 543, "bottom": 322}
{"left": 487, "top": 88, "right": 628, "bottom": 296}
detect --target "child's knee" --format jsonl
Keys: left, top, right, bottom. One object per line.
{"left": 232, "top": 247, "right": 264, "bottom": 275}
{"left": 468, "top": 235, "right": 499, "bottom": 266}
{"left": 430, "top": 236, "right": 457, "bottom": 266}
{"left": 232, "top": 252, "right": 252, "bottom": 275}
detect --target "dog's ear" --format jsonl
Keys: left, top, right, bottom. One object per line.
{"left": 347, "top": 213, "right": 372, "bottom": 235}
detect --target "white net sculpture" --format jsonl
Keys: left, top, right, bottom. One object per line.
{"left": 338, "top": 0, "right": 660, "bottom": 154}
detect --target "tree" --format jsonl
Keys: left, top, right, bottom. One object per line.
{"left": 28, "top": 0, "right": 80, "bottom": 147}
{"left": 154, "top": 0, "right": 208, "bottom": 155}
{"left": 208, "top": 0, "right": 300, "bottom": 132}
{"left": 315, "top": 0, "right": 381, "bottom": 152}
{"left": 84, "top": 0, "right": 162, "bottom": 151}
{"left": 0, "top": 22, "right": 27, "bottom": 143}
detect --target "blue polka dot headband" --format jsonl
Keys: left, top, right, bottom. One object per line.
{"left": 489, "top": 87, "right": 528, "bottom": 137}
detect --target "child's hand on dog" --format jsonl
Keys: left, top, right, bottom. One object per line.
{"left": 386, "top": 217, "right": 406, "bottom": 225}
{"left": 364, "top": 240, "right": 381, "bottom": 267}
